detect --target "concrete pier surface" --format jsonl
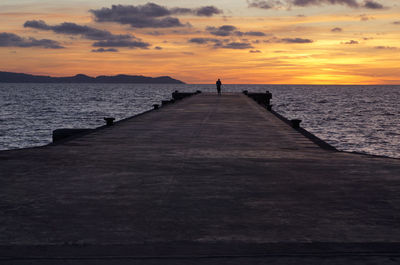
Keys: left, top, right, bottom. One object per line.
{"left": 1, "top": 93, "right": 400, "bottom": 264}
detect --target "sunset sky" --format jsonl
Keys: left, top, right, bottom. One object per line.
{"left": 0, "top": 0, "right": 399, "bottom": 84}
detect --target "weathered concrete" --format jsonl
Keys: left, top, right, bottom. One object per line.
{"left": 1, "top": 93, "right": 400, "bottom": 264}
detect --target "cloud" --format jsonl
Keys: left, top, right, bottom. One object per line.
{"left": 244, "top": 31, "right": 267, "bottom": 36}
{"left": 90, "top": 3, "right": 222, "bottom": 28}
{"left": 188, "top": 38, "right": 253, "bottom": 50}
{"left": 146, "top": 31, "right": 164, "bottom": 36}
{"left": 92, "top": 40, "right": 150, "bottom": 48}
{"left": 331, "top": 27, "right": 343, "bottom": 32}
{"left": 343, "top": 40, "right": 359, "bottom": 44}
{"left": 363, "top": 0, "right": 384, "bottom": 9}
{"left": 189, "top": 37, "right": 221, "bottom": 44}
{"left": 195, "top": 6, "right": 223, "bottom": 16}
{"left": 360, "top": 14, "right": 374, "bottom": 21}
{"left": 374, "top": 46, "right": 397, "bottom": 49}
{"left": 24, "top": 20, "right": 150, "bottom": 49}
{"left": 24, "top": 20, "right": 133, "bottom": 41}
{"left": 280, "top": 37, "right": 313, "bottom": 43}
{"left": 91, "top": 4, "right": 183, "bottom": 28}
{"left": 206, "top": 25, "right": 267, "bottom": 37}
{"left": 0, "top": 32, "right": 64, "bottom": 49}
{"left": 292, "top": 0, "right": 359, "bottom": 7}
{"left": 249, "top": 49, "right": 262, "bottom": 53}
{"left": 247, "top": 0, "right": 280, "bottom": 9}
{"left": 91, "top": 48, "right": 118, "bottom": 52}
{"left": 169, "top": 6, "right": 222, "bottom": 16}
{"left": 222, "top": 42, "right": 254, "bottom": 49}
{"left": 393, "top": 21, "right": 400, "bottom": 25}
{"left": 154, "top": 46, "right": 162, "bottom": 50}
{"left": 206, "top": 25, "right": 237, "bottom": 36}
{"left": 247, "top": 0, "right": 385, "bottom": 9}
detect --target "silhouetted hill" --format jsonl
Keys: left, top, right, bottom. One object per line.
{"left": 0, "top": 71, "right": 185, "bottom": 84}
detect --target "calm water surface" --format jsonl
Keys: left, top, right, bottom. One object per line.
{"left": 0, "top": 84, "right": 399, "bottom": 158}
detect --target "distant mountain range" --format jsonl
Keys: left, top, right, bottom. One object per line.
{"left": 0, "top": 71, "right": 185, "bottom": 84}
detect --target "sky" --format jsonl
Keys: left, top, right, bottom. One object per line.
{"left": 0, "top": 0, "right": 399, "bottom": 84}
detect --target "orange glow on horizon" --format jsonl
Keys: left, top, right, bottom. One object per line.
{"left": 1, "top": 2, "right": 399, "bottom": 84}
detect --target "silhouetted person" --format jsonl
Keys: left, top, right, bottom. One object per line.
{"left": 216, "top": 79, "right": 222, "bottom": 95}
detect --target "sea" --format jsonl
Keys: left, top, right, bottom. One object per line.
{"left": 0, "top": 83, "right": 399, "bottom": 158}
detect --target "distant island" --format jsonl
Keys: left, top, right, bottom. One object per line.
{"left": 0, "top": 71, "right": 185, "bottom": 84}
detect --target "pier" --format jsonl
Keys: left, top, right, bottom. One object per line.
{"left": 1, "top": 92, "right": 400, "bottom": 264}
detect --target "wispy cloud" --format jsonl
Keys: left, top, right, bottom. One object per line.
{"left": 331, "top": 27, "right": 343, "bottom": 32}
{"left": 92, "top": 40, "right": 150, "bottom": 48}
{"left": 189, "top": 38, "right": 253, "bottom": 50}
{"left": 280, "top": 37, "right": 313, "bottom": 43}
{"left": 359, "top": 14, "right": 374, "bottom": 21}
{"left": 247, "top": 0, "right": 281, "bottom": 9}
{"left": 343, "top": 40, "right": 359, "bottom": 44}
{"left": 221, "top": 42, "right": 254, "bottom": 49}
{"left": 247, "top": 0, "right": 385, "bottom": 9}
{"left": 91, "top": 48, "right": 118, "bottom": 52}
{"left": 206, "top": 25, "right": 237, "bottom": 36}
{"left": 206, "top": 25, "right": 267, "bottom": 37}
{"left": 189, "top": 37, "right": 221, "bottom": 44}
{"left": 0, "top": 32, "right": 63, "bottom": 49}
{"left": 292, "top": 0, "right": 358, "bottom": 8}
{"left": 374, "top": 46, "right": 397, "bottom": 50}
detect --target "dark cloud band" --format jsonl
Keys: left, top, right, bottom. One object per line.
{"left": 280, "top": 38, "right": 313, "bottom": 43}
{"left": 91, "top": 48, "right": 119, "bottom": 52}
{"left": 0, "top": 32, "right": 63, "bottom": 49}
{"left": 24, "top": 20, "right": 150, "bottom": 49}
{"left": 206, "top": 25, "right": 267, "bottom": 37}
{"left": 248, "top": 0, "right": 384, "bottom": 9}
{"left": 90, "top": 3, "right": 222, "bottom": 28}
{"left": 24, "top": 20, "right": 132, "bottom": 41}
{"left": 92, "top": 40, "right": 150, "bottom": 48}
{"left": 189, "top": 38, "right": 254, "bottom": 50}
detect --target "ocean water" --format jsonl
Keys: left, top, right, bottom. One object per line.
{"left": 0, "top": 83, "right": 399, "bottom": 158}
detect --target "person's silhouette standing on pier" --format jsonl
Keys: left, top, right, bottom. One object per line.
{"left": 216, "top": 79, "right": 222, "bottom": 95}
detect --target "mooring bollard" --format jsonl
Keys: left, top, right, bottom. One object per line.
{"left": 266, "top": 90, "right": 272, "bottom": 106}
{"left": 172, "top": 90, "right": 179, "bottom": 100}
{"left": 291, "top": 119, "right": 302, "bottom": 129}
{"left": 243, "top": 90, "right": 248, "bottom": 95}
{"left": 153, "top": 104, "right": 159, "bottom": 110}
{"left": 104, "top": 117, "right": 115, "bottom": 126}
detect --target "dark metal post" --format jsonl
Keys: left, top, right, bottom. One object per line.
{"left": 266, "top": 90, "right": 272, "bottom": 108}
{"left": 104, "top": 117, "right": 115, "bottom": 126}
{"left": 290, "top": 119, "right": 302, "bottom": 129}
